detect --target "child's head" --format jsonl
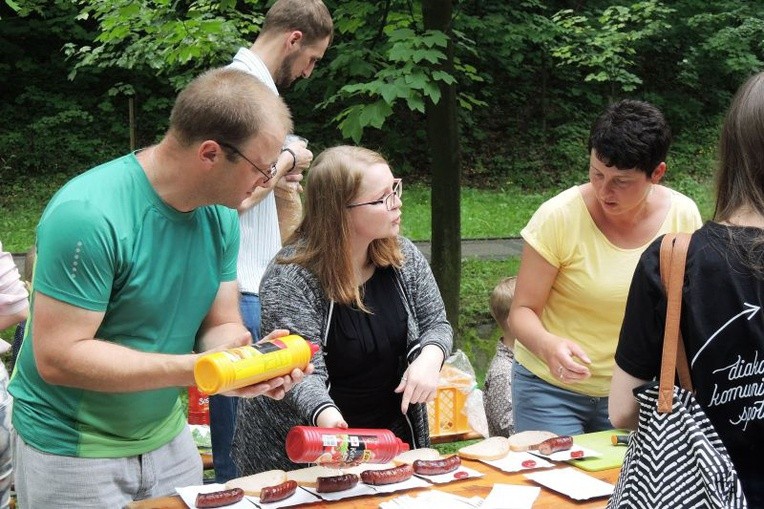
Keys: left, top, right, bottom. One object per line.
{"left": 489, "top": 276, "right": 517, "bottom": 337}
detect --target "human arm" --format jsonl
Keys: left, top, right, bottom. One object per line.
{"left": 608, "top": 365, "right": 646, "bottom": 429}
{"left": 0, "top": 246, "right": 29, "bottom": 329}
{"left": 31, "top": 281, "right": 307, "bottom": 399}
{"left": 258, "top": 254, "right": 342, "bottom": 425}
{"left": 0, "top": 311, "right": 26, "bottom": 331}
{"left": 32, "top": 291, "right": 198, "bottom": 391}
{"left": 394, "top": 239, "right": 452, "bottom": 413}
{"left": 610, "top": 239, "right": 666, "bottom": 428}
{"left": 238, "top": 140, "right": 312, "bottom": 210}
{"left": 509, "top": 243, "right": 591, "bottom": 382}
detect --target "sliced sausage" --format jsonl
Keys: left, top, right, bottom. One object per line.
{"left": 259, "top": 480, "right": 297, "bottom": 503}
{"left": 537, "top": 435, "right": 573, "bottom": 455}
{"left": 195, "top": 487, "right": 244, "bottom": 508}
{"left": 316, "top": 473, "right": 359, "bottom": 493}
{"left": 360, "top": 464, "right": 414, "bottom": 485}
{"left": 412, "top": 454, "right": 461, "bottom": 475}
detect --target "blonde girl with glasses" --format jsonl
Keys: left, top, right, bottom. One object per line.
{"left": 232, "top": 146, "right": 453, "bottom": 474}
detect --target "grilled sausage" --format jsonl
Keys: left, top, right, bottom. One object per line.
{"left": 412, "top": 454, "right": 461, "bottom": 475}
{"left": 195, "top": 487, "right": 244, "bottom": 508}
{"left": 259, "top": 480, "right": 298, "bottom": 503}
{"left": 316, "top": 473, "right": 359, "bottom": 493}
{"left": 360, "top": 464, "right": 414, "bottom": 485}
{"left": 537, "top": 435, "right": 573, "bottom": 455}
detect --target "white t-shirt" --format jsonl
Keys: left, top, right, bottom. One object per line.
{"left": 228, "top": 48, "right": 282, "bottom": 294}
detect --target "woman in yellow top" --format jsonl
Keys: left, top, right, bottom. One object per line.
{"left": 508, "top": 100, "right": 702, "bottom": 435}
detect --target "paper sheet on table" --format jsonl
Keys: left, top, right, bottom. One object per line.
{"left": 524, "top": 467, "right": 614, "bottom": 500}
{"left": 413, "top": 465, "right": 483, "bottom": 484}
{"left": 483, "top": 451, "right": 555, "bottom": 473}
{"left": 480, "top": 484, "right": 541, "bottom": 509}
{"left": 379, "top": 489, "right": 483, "bottom": 509}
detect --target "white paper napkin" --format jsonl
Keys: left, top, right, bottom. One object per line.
{"left": 480, "top": 484, "right": 541, "bottom": 509}
{"left": 524, "top": 467, "right": 614, "bottom": 500}
{"left": 379, "top": 489, "right": 483, "bottom": 509}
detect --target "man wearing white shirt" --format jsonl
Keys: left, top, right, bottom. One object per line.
{"left": 209, "top": 0, "right": 333, "bottom": 482}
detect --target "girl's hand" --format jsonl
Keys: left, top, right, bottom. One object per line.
{"left": 395, "top": 345, "right": 443, "bottom": 413}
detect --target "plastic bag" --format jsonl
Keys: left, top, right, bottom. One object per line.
{"left": 465, "top": 389, "right": 489, "bottom": 438}
{"left": 438, "top": 350, "right": 476, "bottom": 391}
{"left": 437, "top": 350, "right": 489, "bottom": 438}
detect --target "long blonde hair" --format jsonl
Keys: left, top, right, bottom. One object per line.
{"left": 281, "top": 146, "right": 402, "bottom": 309}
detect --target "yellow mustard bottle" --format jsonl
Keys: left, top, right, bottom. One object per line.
{"left": 194, "top": 334, "right": 318, "bottom": 395}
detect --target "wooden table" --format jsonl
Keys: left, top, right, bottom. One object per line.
{"left": 127, "top": 459, "right": 619, "bottom": 509}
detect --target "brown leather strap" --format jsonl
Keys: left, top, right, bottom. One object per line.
{"left": 657, "top": 232, "right": 693, "bottom": 413}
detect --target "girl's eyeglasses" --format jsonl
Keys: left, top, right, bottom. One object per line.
{"left": 346, "top": 179, "right": 402, "bottom": 211}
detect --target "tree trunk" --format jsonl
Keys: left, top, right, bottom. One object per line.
{"left": 422, "top": 0, "right": 461, "bottom": 346}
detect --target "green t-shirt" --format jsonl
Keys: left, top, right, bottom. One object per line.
{"left": 9, "top": 153, "right": 239, "bottom": 457}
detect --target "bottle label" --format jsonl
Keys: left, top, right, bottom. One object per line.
{"left": 317, "top": 434, "right": 379, "bottom": 463}
{"left": 252, "top": 339, "right": 284, "bottom": 355}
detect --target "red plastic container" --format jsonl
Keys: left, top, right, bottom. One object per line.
{"left": 286, "top": 426, "right": 409, "bottom": 465}
{"left": 187, "top": 385, "right": 210, "bottom": 425}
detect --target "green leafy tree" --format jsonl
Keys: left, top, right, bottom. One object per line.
{"left": 550, "top": 1, "right": 674, "bottom": 101}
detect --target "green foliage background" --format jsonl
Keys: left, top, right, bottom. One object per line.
{"left": 3, "top": 0, "right": 761, "bottom": 186}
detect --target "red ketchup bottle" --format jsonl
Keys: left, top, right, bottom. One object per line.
{"left": 286, "top": 426, "right": 410, "bottom": 465}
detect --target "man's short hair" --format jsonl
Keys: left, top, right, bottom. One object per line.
{"left": 169, "top": 67, "right": 292, "bottom": 147}
{"left": 587, "top": 99, "right": 671, "bottom": 176}
{"left": 262, "top": 0, "right": 334, "bottom": 46}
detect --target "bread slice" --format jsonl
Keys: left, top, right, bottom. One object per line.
{"left": 507, "top": 430, "right": 558, "bottom": 452}
{"left": 225, "top": 469, "right": 287, "bottom": 496}
{"left": 392, "top": 448, "right": 441, "bottom": 465}
{"left": 458, "top": 436, "right": 510, "bottom": 460}
{"left": 286, "top": 465, "right": 345, "bottom": 488}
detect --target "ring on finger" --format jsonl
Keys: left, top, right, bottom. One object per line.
{"left": 558, "top": 365, "right": 564, "bottom": 376}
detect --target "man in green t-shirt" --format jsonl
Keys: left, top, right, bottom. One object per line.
{"left": 8, "top": 67, "right": 309, "bottom": 507}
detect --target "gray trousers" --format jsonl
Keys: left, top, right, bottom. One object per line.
{"left": 12, "top": 425, "right": 202, "bottom": 508}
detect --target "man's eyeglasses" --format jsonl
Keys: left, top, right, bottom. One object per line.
{"left": 217, "top": 141, "right": 277, "bottom": 182}
{"left": 347, "top": 179, "right": 402, "bottom": 211}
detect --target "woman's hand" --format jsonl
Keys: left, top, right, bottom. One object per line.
{"left": 395, "top": 345, "right": 444, "bottom": 414}
{"left": 316, "top": 407, "right": 348, "bottom": 429}
{"left": 543, "top": 337, "right": 591, "bottom": 384}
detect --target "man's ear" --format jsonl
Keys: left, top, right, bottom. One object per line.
{"left": 286, "top": 30, "right": 303, "bottom": 49}
{"left": 199, "top": 140, "right": 221, "bottom": 167}
{"left": 650, "top": 162, "right": 666, "bottom": 183}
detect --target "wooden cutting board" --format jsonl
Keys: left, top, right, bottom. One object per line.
{"left": 568, "top": 429, "right": 630, "bottom": 472}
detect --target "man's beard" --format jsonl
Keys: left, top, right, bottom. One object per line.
{"left": 274, "top": 52, "right": 299, "bottom": 90}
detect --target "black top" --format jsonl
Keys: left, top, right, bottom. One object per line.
{"left": 326, "top": 266, "right": 409, "bottom": 438}
{"left": 616, "top": 221, "right": 764, "bottom": 504}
